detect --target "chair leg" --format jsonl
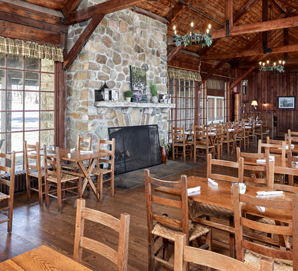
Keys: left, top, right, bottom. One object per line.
{"left": 38, "top": 176, "right": 43, "bottom": 204}
{"left": 162, "top": 238, "right": 168, "bottom": 260}
{"left": 148, "top": 235, "right": 155, "bottom": 271}
{"left": 7, "top": 197, "right": 13, "bottom": 233}
{"left": 78, "top": 177, "right": 82, "bottom": 198}
{"left": 57, "top": 182, "right": 62, "bottom": 212}
{"left": 45, "top": 179, "right": 49, "bottom": 207}
{"left": 206, "top": 228, "right": 212, "bottom": 251}
{"left": 229, "top": 216, "right": 235, "bottom": 258}
{"left": 26, "top": 175, "right": 31, "bottom": 201}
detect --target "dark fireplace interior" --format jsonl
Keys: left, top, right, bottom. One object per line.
{"left": 108, "top": 125, "right": 162, "bottom": 175}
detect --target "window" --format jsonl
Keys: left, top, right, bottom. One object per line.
{"left": 0, "top": 54, "right": 55, "bottom": 170}
{"left": 207, "top": 96, "right": 224, "bottom": 124}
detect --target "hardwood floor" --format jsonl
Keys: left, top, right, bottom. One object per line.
{"left": 0, "top": 145, "right": 256, "bottom": 270}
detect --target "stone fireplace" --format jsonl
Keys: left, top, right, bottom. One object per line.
{"left": 66, "top": 0, "right": 169, "bottom": 149}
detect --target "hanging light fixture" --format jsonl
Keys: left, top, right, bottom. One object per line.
{"left": 173, "top": 0, "right": 212, "bottom": 48}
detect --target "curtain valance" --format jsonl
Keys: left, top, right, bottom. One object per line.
{"left": 0, "top": 36, "right": 64, "bottom": 62}
{"left": 168, "top": 67, "right": 201, "bottom": 82}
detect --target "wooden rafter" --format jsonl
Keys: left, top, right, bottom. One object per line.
{"left": 225, "top": 0, "right": 233, "bottom": 29}
{"left": 62, "top": 0, "right": 82, "bottom": 17}
{"left": 203, "top": 44, "right": 298, "bottom": 60}
{"left": 199, "top": 60, "right": 228, "bottom": 86}
{"left": 131, "top": 7, "right": 169, "bottom": 24}
{"left": 277, "top": 0, "right": 298, "bottom": 10}
{"left": 167, "top": 45, "right": 183, "bottom": 62}
{"left": 64, "top": 0, "right": 144, "bottom": 25}
{"left": 166, "top": 2, "right": 183, "bottom": 24}
{"left": 230, "top": 66, "right": 256, "bottom": 89}
{"left": 63, "top": 14, "right": 105, "bottom": 70}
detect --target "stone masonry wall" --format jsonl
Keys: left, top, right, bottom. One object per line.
{"left": 66, "top": 0, "right": 168, "bottom": 149}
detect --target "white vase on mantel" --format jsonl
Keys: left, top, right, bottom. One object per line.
{"left": 151, "top": 96, "right": 158, "bottom": 103}
{"left": 126, "top": 97, "right": 131, "bottom": 102}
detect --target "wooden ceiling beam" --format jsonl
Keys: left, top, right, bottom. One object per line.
{"left": 230, "top": 66, "right": 256, "bottom": 89}
{"left": 63, "top": 14, "right": 105, "bottom": 70}
{"left": 167, "top": 45, "right": 183, "bottom": 62}
{"left": 131, "top": 7, "right": 169, "bottom": 24}
{"left": 226, "top": 0, "right": 233, "bottom": 30}
{"left": 203, "top": 43, "right": 298, "bottom": 60}
{"left": 199, "top": 60, "right": 228, "bottom": 86}
{"left": 166, "top": 2, "right": 183, "bottom": 24}
{"left": 277, "top": 0, "right": 298, "bottom": 10}
{"left": 62, "top": 0, "right": 82, "bottom": 17}
{"left": 64, "top": 0, "right": 144, "bottom": 25}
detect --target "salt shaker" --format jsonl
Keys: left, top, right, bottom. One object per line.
{"left": 67, "top": 153, "right": 71, "bottom": 158}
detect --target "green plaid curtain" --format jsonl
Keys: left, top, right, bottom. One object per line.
{"left": 168, "top": 67, "right": 201, "bottom": 81}
{"left": 0, "top": 36, "right": 64, "bottom": 62}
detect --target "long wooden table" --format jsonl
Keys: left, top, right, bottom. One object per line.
{"left": 244, "top": 156, "right": 298, "bottom": 169}
{"left": 47, "top": 148, "right": 107, "bottom": 200}
{"left": 0, "top": 246, "right": 91, "bottom": 270}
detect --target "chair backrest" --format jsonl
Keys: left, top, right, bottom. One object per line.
{"left": 258, "top": 139, "right": 286, "bottom": 160}
{"left": 24, "top": 141, "right": 42, "bottom": 178}
{"left": 287, "top": 151, "right": 298, "bottom": 186}
{"left": 267, "top": 136, "right": 291, "bottom": 153}
{"left": 207, "top": 153, "right": 244, "bottom": 183}
{"left": 77, "top": 135, "right": 92, "bottom": 151}
{"left": 0, "top": 152, "right": 15, "bottom": 196}
{"left": 236, "top": 147, "right": 273, "bottom": 189}
{"left": 145, "top": 169, "right": 189, "bottom": 242}
{"left": 73, "top": 198, "right": 130, "bottom": 270}
{"left": 193, "top": 125, "right": 209, "bottom": 146}
{"left": 288, "top": 129, "right": 298, "bottom": 138}
{"left": 96, "top": 137, "right": 115, "bottom": 169}
{"left": 43, "top": 146, "right": 61, "bottom": 181}
{"left": 172, "top": 126, "right": 185, "bottom": 145}
{"left": 285, "top": 134, "right": 298, "bottom": 145}
{"left": 274, "top": 158, "right": 298, "bottom": 192}
{"left": 233, "top": 184, "right": 298, "bottom": 267}
{"left": 174, "top": 233, "right": 273, "bottom": 271}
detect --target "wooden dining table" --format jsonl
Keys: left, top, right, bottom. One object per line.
{"left": 244, "top": 156, "right": 298, "bottom": 169}
{"left": 47, "top": 148, "right": 107, "bottom": 200}
{"left": 0, "top": 246, "right": 92, "bottom": 270}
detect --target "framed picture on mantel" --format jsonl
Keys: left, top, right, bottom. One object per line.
{"left": 130, "top": 65, "right": 147, "bottom": 94}
{"left": 277, "top": 96, "right": 296, "bottom": 110}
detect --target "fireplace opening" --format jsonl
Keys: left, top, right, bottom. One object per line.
{"left": 108, "top": 125, "right": 162, "bottom": 174}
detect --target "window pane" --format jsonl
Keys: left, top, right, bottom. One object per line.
{"left": 7, "top": 55, "right": 23, "bottom": 69}
{"left": 0, "top": 136, "right": 5, "bottom": 153}
{"left": 7, "top": 112, "right": 23, "bottom": 132}
{"left": 0, "top": 54, "right": 5, "bottom": 67}
{"left": 7, "top": 70, "right": 23, "bottom": 90}
{"left": 15, "top": 152, "right": 23, "bottom": 171}
{"left": 25, "top": 112, "right": 39, "bottom": 130}
{"left": 7, "top": 132, "right": 23, "bottom": 152}
{"left": 41, "top": 59, "right": 54, "bottom": 72}
{"left": 40, "top": 130, "right": 54, "bottom": 146}
{"left": 25, "top": 72, "right": 39, "bottom": 90}
{"left": 41, "top": 92, "right": 54, "bottom": 110}
{"left": 25, "top": 57, "right": 39, "bottom": 71}
{"left": 0, "top": 69, "right": 5, "bottom": 89}
{"left": 25, "top": 92, "right": 39, "bottom": 111}
{"left": 0, "top": 91, "right": 6, "bottom": 111}
{"left": 41, "top": 73, "right": 54, "bottom": 91}
{"left": 7, "top": 91, "right": 23, "bottom": 111}
{"left": 41, "top": 112, "right": 54, "bottom": 129}
{"left": 25, "top": 131, "right": 39, "bottom": 144}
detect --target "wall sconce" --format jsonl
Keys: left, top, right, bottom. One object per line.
{"left": 251, "top": 100, "right": 258, "bottom": 110}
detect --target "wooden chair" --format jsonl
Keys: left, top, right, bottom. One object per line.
{"left": 285, "top": 134, "right": 298, "bottom": 145}
{"left": 288, "top": 129, "right": 298, "bottom": 138}
{"left": 0, "top": 152, "right": 15, "bottom": 232}
{"left": 171, "top": 126, "right": 192, "bottom": 162}
{"left": 44, "top": 146, "right": 82, "bottom": 212}
{"left": 236, "top": 147, "right": 273, "bottom": 189}
{"left": 258, "top": 139, "right": 286, "bottom": 160}
{"left": 287, "top": 151, "right": 298, "bottom": 186}
{"left": 174, "top": 233, "right": 273, "bottom": 271}
{"left": 193, "top": 125, "right": 215, "bottom": 162}
{"left": 62, "top": 135, "right": 92, "bottom": 171}
{"left": 222, "top": 122, "right": 235, "bottom": 155}
{"left": 267, "top": 136, "right": 292, "bottom": 154}
{"left": 145, "top": 169, "right": 211, "bottom": 270}
{"left": 91, "top": 137, "right": 115, "bottom": 202}
{"left": 234, "top": 123, "right": 243, "bottom": 151}
{"left": 73, "top": 198, "right": 130, "bottom": 270}
{"left": 24, "top": 141, "right": 44, "bottom": 204}
{"left": 233, "top": 183, "right": 298, "bottom": 270}
{"left": 255, "top": 121, "right": 267, "bottom": 142}
{"left": 249, "top": 121, "right": 257, "bottom": 145}
{"left": 214, "top": 123, "right": 223, "bottom": 159}
{"left": 243, "top": 122, "right": 252, "bottom": 150}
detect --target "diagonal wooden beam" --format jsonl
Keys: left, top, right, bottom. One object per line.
{"left": 166, "top": 2, "right": 183, "bottom": 24}
{"left": 64, "top": 0, "right": 144, "bottom": 25}
{"left": 203, "top": 44, "right": 298, "bottom": 60}
{"left": 199, "top": 60, "right": 228, "bottom": 86}
{"left": 62, "top": 0, "right": 82, "bottom": 17}
{"left": 230, "top": 66, "right": 256, "bottom": 89}
{"left": 63, "top": 14, "right": 105, "bottom": 70}
{"left": 277, "top": 0, "right": 298, "bottom": 10}
{"left": 131, "top": 7, "right": 169, "bottom": 24}
{"left": 167, "top": 45, "right": 183, "bottom": 62}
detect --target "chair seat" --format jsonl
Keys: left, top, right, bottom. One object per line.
{"left": 92, "top": 167, "right": 112, "bottom": 176}
{"left": 257, "top": 217, "right": 276, "bottom": 225}
{"left": 244, "top": 250, "right": 293, "bottom": 271}
{"left": 0, "top": 192, "right": 10, "bottom": 201}
{"left": 28, "top": 170, "right": 45, "bottom": 178}
{"left": 196, "top": 202, "right": 234, "bottom": 219}
{"left": 47, "top": 173, "right": 78, "bottom": 183}
{"left": 62, "top": 163, "right": 79, "bottom": 170}
{"left": 152, "top": 221, "right": 209, "bottom": 242}
{"left": 173, "top": 142, "right": 193, "bottom": 147}
{"left": 194, "top": 144, "right": 214, "bottom": 149}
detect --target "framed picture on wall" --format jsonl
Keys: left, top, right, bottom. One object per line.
{"left": 277, "top": 96, "right": 296, "bottom": 110}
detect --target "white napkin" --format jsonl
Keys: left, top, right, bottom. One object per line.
{"left": 255, "top": 195, "right": 265, "bottom": 212}
{"left": 256, "top": 156, "right": 275, "bottom": 164}
{"left": 256, "top": 191, "right": 283, "bottom": 196}
{"left": 80, "top": 150, "right": 93, "bottom": 154}
{"left": 208, "top": 178, "right": 218, "bottom": 186}
{"left": 187, "top": 186, "right": 201, "bottom": 196}
{"left": 228, "top": 129, "right": 234, "bottom": 131}
{"left": 70, "top": 148, "right": 75, "bottom": 153}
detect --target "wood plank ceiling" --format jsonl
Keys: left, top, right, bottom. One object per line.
{"left": 3, "top": 0, "right": 298, "bottom": 69}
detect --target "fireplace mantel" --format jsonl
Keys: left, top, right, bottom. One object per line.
{"left": 94, "top": 101, "right": 175, "bottom": 109}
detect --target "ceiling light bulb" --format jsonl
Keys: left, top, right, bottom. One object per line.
{"left": 206, "top": 29, "right": 210, "bottom": 34}
{"left": 263, "top": 63, "right": 265, "bottom": 66}
{"left": 208, "top": 24, "right": 211, "bottom": 29}
{"left": 174, "top": 30, "right": 177, "bottom": 35}
{"left": 283, "top": 61, "right": 285, "bottom": 65}
{"left": 259, "top": 62, "right": 262, "bottom": 65}
{"left": 267, "top": 60, "right": 269, "bottom": 64}
{"left": 191, "top": 22, "right": 194, "bottom": 27}
{"left": 274, "top": 62, "right": 276, "bottom": 66}
{"left": 279, "top": 60, "right": 281, "bottom": 64}
{"left": 173, "top": 25, "right": 176, "bottom": 30}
